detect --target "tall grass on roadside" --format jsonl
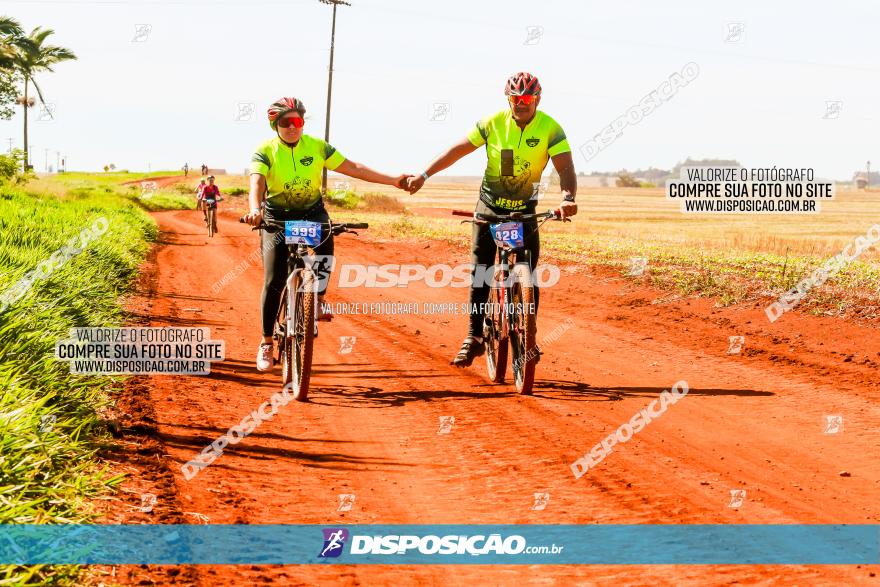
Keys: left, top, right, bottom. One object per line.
{"left": 325, "top": 189, "right": 408, "bottom": 213}
{"left": 0, "top": 184, "right": 157, "bottom": 585}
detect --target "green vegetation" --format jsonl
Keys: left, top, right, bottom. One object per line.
{"left": 29, "top": 173, "right": 194, "bottom": 213}
{"left": 0, "top": 149, "right": 31, "bottom": 184}
{"left": 325, "top": 189, "right": 407, "bottom": 213}
{"left": 0, "top": 173, "right": 184, "bottom": 585}
{"left": 0, "top": 16, "right": 77, "bottom": 171}
{"left": 615, "top": 172, "right": 641, "bottom": 188}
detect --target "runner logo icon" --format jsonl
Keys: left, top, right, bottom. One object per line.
{"left": 319, "top": 528, "right": 349, "bottom": 558}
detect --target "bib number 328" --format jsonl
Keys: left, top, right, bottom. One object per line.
{"left": 490, "top": 222, "right": 524, "bottom": 249}
{"left": 285, "top": 221, "right": 322, "bottom": 246}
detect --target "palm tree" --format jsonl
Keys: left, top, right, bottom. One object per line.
{"left": 0, "top": 17, "right": 23, "bottom": 70}
{"left": 0, "top": 18, "right": 23, "bottom": 123}
{"left": 7, "top": 26, "right": 76, "bottom": 170}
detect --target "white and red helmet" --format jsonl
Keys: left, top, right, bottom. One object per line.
{"left": 505, "top": 72, "right": 542, "bottom": 96}
{"left": 267, "top": 97, "right": 306, "bottom": 130}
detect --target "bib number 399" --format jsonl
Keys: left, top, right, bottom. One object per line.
{"left": 285, "top": 220, "right": 322, "bottom": 246}
{"left": 490, "top": 222, "right": 524, "bottom": 249}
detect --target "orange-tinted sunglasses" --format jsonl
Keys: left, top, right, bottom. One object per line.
{"left": 277, "top": 116, "right": 305, "bottom": 129}
{"left": 509, "top": 94, "right": 537, "bottom": 106}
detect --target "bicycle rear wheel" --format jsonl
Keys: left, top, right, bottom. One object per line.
{"left": 277, "top": 286, "right": 292, "bottom": 387}
{"left": 509, "top": 262, "right": 537, "bottom": 395}
{"left": 484, "top": 277, "right": 508, "bottom": 383}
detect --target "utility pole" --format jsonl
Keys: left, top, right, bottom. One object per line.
{"left": 5, "top": 138, "right": 11, "bottom": 153}
{"left": 56, "top": 151, "right": 60, "bottom": 172}
{"left": 319, "top": 0, "right": 351, "bottom": 195}
{"left": 44, "top": 148, "right": 49, "bottom": 172}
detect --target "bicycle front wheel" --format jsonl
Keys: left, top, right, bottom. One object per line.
{"left": 484, "top": 279, "right": 508, "bottom": 383}
{"left": 207, "top": 208, "right": 215, "bottom": 238}
{"left": 290, "top": 268, "right": 316, "bottom": 401}
{"left": 509, "top": 262, "right": 537, "bottom": 395}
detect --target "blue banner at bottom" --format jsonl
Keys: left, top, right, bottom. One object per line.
{"left": 0, "top": 525, "right": 876, "bottom": 565}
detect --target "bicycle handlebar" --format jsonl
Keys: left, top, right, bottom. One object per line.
{"left": 451, "top": 209, "right": 563, "bottom": 223}
{"left": 238, "top": 217, "right": 369, "bottom": 235}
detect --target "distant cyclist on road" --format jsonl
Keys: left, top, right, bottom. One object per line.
{"left": 243, "top": 96, "right": 412, "bottom": 372}
{"left": 201, "top": 176, "right": 222, "bottom": 233}
{"left": 195, "top": 178, "right": 207, "bottom": 211}
{"left": 406, "top": 72, "right": 578, "bottom": 367}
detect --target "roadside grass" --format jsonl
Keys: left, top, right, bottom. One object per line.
{"left": 325, "top": 189, "right": 408, "bottom": 213}
{"left": 30, "top": 173, "right": 194, "bottom": 213}
{"left": 330, "top": 208, "right": 880, "bottom": 321}
{"left": 0, "top": 175, "right": 175, "bottom": 585}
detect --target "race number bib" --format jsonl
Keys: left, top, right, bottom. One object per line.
{"left": 490, "top": 222, "right": 524, "bottom": 249}
{"left": 285, "top": 221, "right": 322, "bottom": 246}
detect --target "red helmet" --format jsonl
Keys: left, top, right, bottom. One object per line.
{"left": 267, "top": 97, "right": 306, "bottom": 130}
{"left": 505, "top": 72, "right": 541, "bottom": 96}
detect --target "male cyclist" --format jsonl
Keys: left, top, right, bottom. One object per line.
{"left": 406, "top": 72, "right": 577, "bottom": 367}
{"left": 243, "top": 97, "right": 411, "bottom": 372}
{"left": 201, "top": 176, "right": 222, "bottom": 233}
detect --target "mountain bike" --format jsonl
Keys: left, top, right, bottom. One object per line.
{"left": 240, "top": 216, "right": 368, "bottom": 400}
{"left": 204, "top": 198, "right": 218, "bottom": 237}
{"left": 452, "top": 208, "right": 567, "bottom": 395}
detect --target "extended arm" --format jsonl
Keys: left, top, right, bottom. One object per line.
{"left": 334, "top": 159, "right": 409, "bottom": 189}
{"left": 407, "top": 137, "right": 479, "bottom": 193}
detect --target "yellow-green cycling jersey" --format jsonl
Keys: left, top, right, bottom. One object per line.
{"left": 466, "top": 109, "right": 571, "bottom": 211}
{"left": 249, "top": 134, "right": 346, "bottom": 211}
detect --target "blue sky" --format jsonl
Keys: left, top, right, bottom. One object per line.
{"left": 1, "top": 0, "right": 878, "bottom": 179}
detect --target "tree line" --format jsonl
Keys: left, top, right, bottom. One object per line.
{"left": 0, "top": 16, "right": 76, "bottom": 171}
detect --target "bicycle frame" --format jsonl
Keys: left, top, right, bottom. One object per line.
{"left": 283, "top": 242, "right": 318, "bottom": 340}
{"left": 492, "top": 246, "right": 533, "bottom": 341}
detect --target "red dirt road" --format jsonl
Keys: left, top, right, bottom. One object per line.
{"left": 108, "top": 207, "right": 880, "bottom": 585}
